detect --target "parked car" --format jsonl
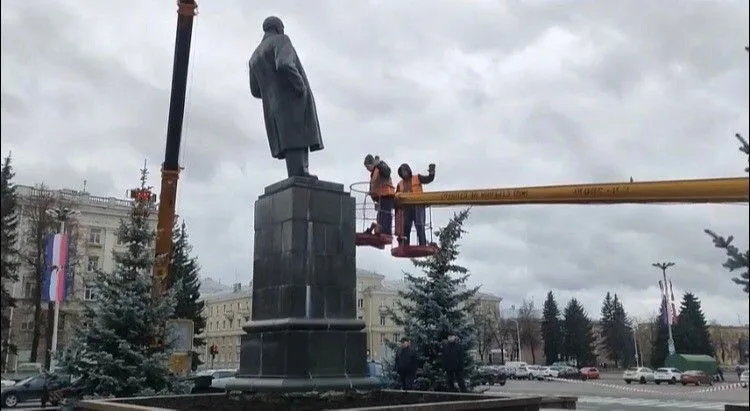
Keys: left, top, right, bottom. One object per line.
{"left": 527, "top": 366, "right": 546, "bottom": 381}
{"left": 1, "top": 373, "right": 74, "bottom": 408}
{"left": 514, "top": 365, "right": 531, "bottom": 380}
{"left": 740, "top": 370, "right": 748, "bottom": 388}
{"left": 504, "top": 362, "right": 528, "bottom": 380}
{"left": 210, "top": 371, "right": 238, "bottom": 390}
{"left": 580, "top": 367, "right": 600, "bottom": 380}
{"left": 0, "top": 379, "right": 15, "bottom": 388}
{"left": 623, "top": 367, "right": 654, "bottom": 384}
{"left": 558, "top": 366, "right": 583, "bottom": 380}
{"left": 542, "top": 366, "right": 560, "bottom": 379}
{"left": 654, "top": 367, "right": 682, "bottom": 385}
{"left": 680, "top": 370, "right": 713, "bottom": 386}
{"left": 0, "top": 363, "right": 44, "bottom": 384}
{"left": 473, "top": 366, "right": 507, "bottom": 386}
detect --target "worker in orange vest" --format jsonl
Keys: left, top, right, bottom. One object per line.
{"left": 395, "top": 163, "right": 435, "bottom": 246}
{"left": 364, "top": 154, "right": 396, "bottom": 236}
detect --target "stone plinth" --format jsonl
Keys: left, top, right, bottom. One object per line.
{"left": 227, "top": 177, "right": 378, "bottom": 392}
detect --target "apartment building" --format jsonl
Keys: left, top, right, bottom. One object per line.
{"left": 200, "top": 284, "right": 252, "bottom": 369}
{"left": 3, "top": 184, "right": 153, "bottom": 370}
{"left": 199, "top": 270, "right": 503, "bottom": 369}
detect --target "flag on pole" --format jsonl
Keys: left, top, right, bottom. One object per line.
{"left": 669, "top": 280, "right": 678, "bottom": 324}
{"left": 43, "top": 233, "right": 69, "bottom": 303}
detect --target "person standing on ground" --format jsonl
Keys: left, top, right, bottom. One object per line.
{"left": 395, "top": 337, "right": 418, "bottom": 390}
{"left": 442, "top": 334, "right": 467, "bottom": 392}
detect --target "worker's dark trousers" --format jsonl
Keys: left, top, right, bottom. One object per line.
{"left": 283, "top": 148, "right": 309, "bottom": 177}
{"left": 403, "top": 206, "right": 427, "bottom": 245}
{"left": 446, "top": 369, "right": 467, "bottom": 392}
{"left": 377, "top": 196, "right": 395, "bottom": 235}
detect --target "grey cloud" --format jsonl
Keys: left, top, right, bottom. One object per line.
{"left": 2, "top": 0, "right": 748, "bottom": 325}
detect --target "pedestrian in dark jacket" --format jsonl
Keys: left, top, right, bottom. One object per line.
{"left": 442, "top": 334, "right": 467, "bottom": 392}
{"left": 395, "top": 337, "right": 418, "bottom": 390}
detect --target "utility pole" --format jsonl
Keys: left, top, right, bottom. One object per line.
{"left": 45, "top": 206, "right": 79, "bottom": 371}
{"left": 653, "top": 261, "right": 676, "bottom": 357}
{"left": 510, "top": 305, "right": 522, "bottom": 362}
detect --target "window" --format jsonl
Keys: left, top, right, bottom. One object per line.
{"left": 357, "top": 298, "right": 364, "bottom": 308}
{"left": 357, "top": 316, "right": 363, "bottom": 320}
{"left": 87, "top": 256, "right": 100, "bottom": 272}
{"left": 84, "top": 285, "right": 96, "bottom": 301}
{"left": 88, "top": 228, "right": 103, "bottom": 244}
{"left": 20, "top": 321, "right": 33, "bottom": 330}
{"left": 379, "top": 315, "right": 386, "bottom": 326}
{"left": 393, "top": 333, "right": 399, "bottom": 342}
{"left": 222, "top": 320, "right": 226, "bottom": 329}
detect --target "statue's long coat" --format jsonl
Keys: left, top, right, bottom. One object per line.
{"left": 248, "top": 32, "right": 323, "bottom": 159}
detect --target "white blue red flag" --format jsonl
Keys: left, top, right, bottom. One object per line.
{"left": 43, "top": 233, "right": 69, "bottom": 302}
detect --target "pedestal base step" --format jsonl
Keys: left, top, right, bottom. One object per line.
{"left": 226, "top": 376, "right": 381, "bottom": 393}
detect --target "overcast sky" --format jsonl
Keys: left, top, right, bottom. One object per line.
{"left": 2, "top": 0, "right": 748, "bottom": 325}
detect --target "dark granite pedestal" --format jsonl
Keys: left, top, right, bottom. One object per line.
{"left": 227, "top": 177, "right": 380, "bottom": 393}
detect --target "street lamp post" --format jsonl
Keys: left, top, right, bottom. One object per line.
{"left": 510, "top": 305, "right": 522, "bottom": 362}
{"left": 631, "top": 318, "right": 640, "bottom": 367}
{"left": 652, "top": 261, "right": 676, "bottom": 357}
{"left": 45, "top": 206, "right": 79, "bottom": 371}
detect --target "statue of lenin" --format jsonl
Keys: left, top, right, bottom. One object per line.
{"left": 248, "top": 16, "right": 323, "bottom": 178}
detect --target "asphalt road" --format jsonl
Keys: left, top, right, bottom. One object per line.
{"left": 487, "top": 378, "right": 750, "bottom": 410}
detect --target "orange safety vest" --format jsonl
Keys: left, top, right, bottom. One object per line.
{"left": 370, "top": 167, "right": 395, "bottom": 197}
{"left": 397, "top": 176, "right": 423, "bottom": 194}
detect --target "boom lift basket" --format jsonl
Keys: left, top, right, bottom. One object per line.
{"left": 350, "top": 182, "right": 438, "bottom": 258}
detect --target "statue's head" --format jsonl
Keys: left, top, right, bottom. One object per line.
{"left": 262, "top": 16, "right": 284, "bottom": 35}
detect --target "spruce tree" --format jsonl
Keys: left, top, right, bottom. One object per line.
{"left": 562, "top": 298, "right": 597, "bottom": 367}
{"left": 386, "top": 209, "right": 480, "bottom": 391}
{"left": 1, "top": 154, "right": 20, "bottom": 371}
{"left": 704, "top": 47, "right": 749, "bottom": 294}
{"left": 541, "top": 291, "right": 562, "bottom": 365}
{"left": 168, "top": 220, "right": 206, "bottom": 371}
{"left": 611, "top": 295, "right": 634, "bottom": 367}
{"left": 673, "top": 293, "right": 715, "bottom": 357}
{"left": 600, "top": 293, "right": 634, "bottom": 367}
{"left": 649, "top": 303, "right": 670, "bottom": 368}
{"left": 58, "top": 170, "right": 184, "bottom": 397}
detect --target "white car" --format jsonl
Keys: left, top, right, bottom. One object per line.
{"left": 542, "top": 366, "right": 560, "bottom": 379}
{"left": 526, "top": 366, "right": 545, "bottom": 380}
{"left": 195, "top": 369, "right": 237, "bottom": 388}
{"left": 514, "top": 365, "right": 531, "bottom": 380}
{"left": 741, "top": 370, "right": 748, "bottom": 388}
{"left": 654, "top": 367, "right": 682, "bottom": 385}
{"left": 623, "top": 367, "right": 654, "bottom": 384}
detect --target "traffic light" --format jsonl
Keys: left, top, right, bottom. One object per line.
{"left": 210, "top": 344, "right": 219, "bottom": 357}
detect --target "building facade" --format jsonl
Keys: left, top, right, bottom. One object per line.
{"left": 3, "top": 184, "right": 152, "bottom": 370}
{"left": 198, "top": 270, "right": 503, "bottom": 370}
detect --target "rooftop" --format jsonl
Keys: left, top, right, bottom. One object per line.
{"left": 16, "top": 184, "right": 147, "bottom": 210}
